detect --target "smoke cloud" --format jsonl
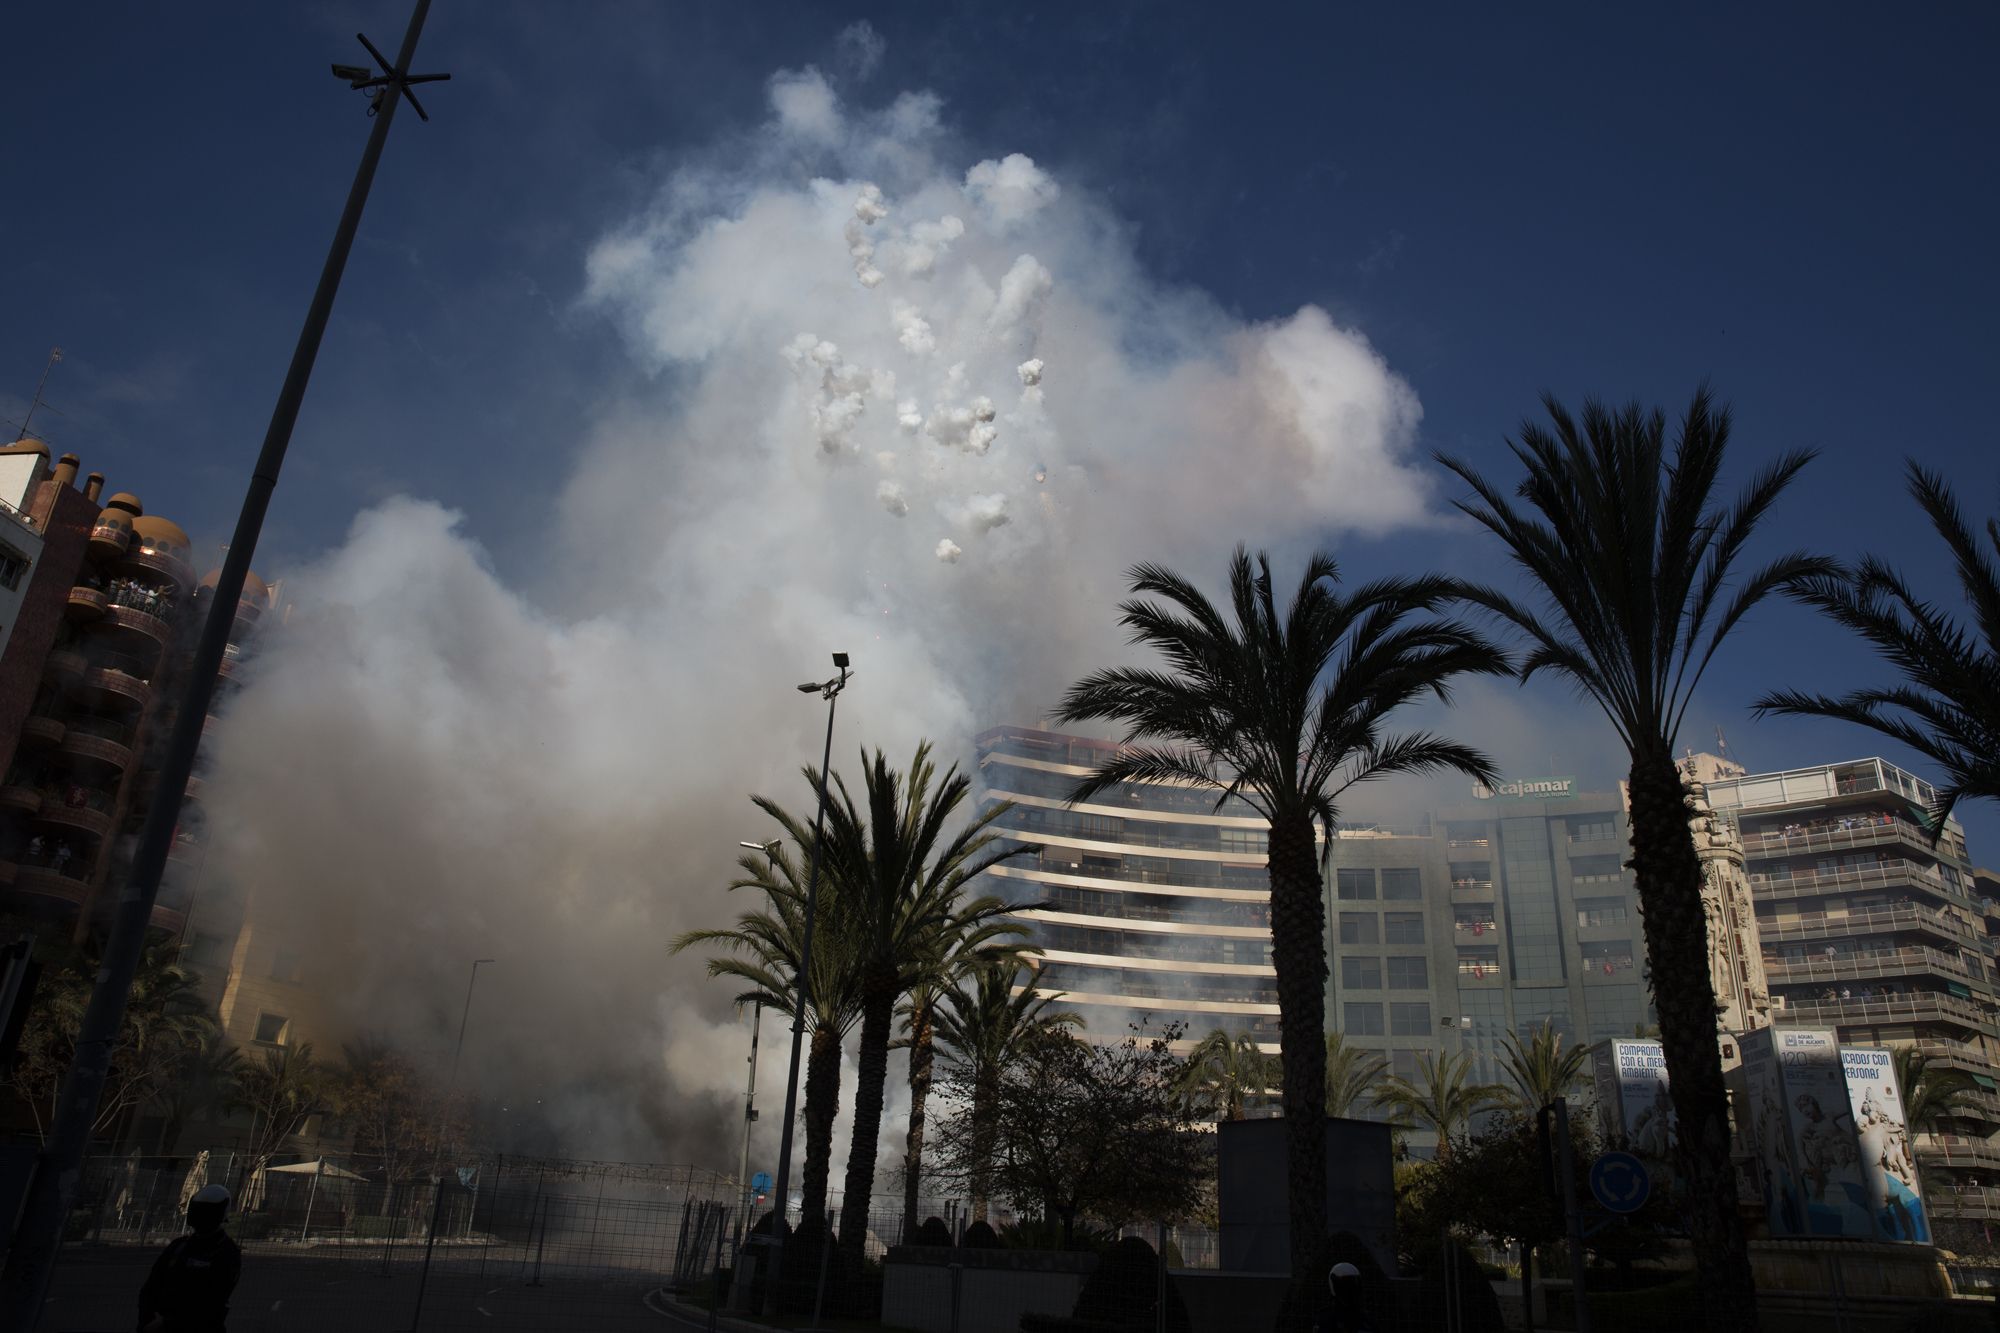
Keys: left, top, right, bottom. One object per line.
{"left": 198, "top": 44, "right": 1442, "bottom": 1180}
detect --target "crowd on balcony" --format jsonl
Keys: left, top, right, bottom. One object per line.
{"left": 22, "top": 835, "right": 83, "bottom": 878}
{"left": 106, "top": 576, "right": 175, "bottom": 617}
{"left": 1762, "top": 811, "right": 1899, "bottom": 839}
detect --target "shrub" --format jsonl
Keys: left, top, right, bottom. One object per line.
{"left": 960, "top": 1219, "right": 1001, "bottom": 1248}
{"left": 912, "top": 1216, "right": 954, "bottom": 1247}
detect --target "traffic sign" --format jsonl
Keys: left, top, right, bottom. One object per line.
{"left": 1589, "top": 1151, "right": 1650, "bottom": 1214}
{"left": 751, "top": 1171, "right": 773, "bottom": 1193}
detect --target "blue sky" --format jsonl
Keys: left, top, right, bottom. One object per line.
{"left": 6, "top": 2, "right": 1998, "bottom": 852}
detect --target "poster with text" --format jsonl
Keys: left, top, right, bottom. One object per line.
{"left": 1740, "top": 1028, "right": 1870, "bottom": 1238}
{"left": 1595, "top": 1039, "right": 1674, "bottom": 1159}
{"left": 1841, "top": 1046, "right": 1930, "bottom": 1243}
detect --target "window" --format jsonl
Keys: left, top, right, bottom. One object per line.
{"left": 186, "top": 932, "right": 231, "bottom": 968}
{"left": 1569, "top": 818, "right": 1618, "bottom": 843}
{"left": 1571, "top": 854, "right": 1624, "bottom": 886}
{"left": 1338, "top": 912, "right": 1378, "bottom": 945}
{"left": 1077, "top": 813, "right": 1119, "bottom": 839}
{"left": 253, "top": 1013, "right": 290, "bottom": 1045}
{"left": 1389, "top": 1049, "right": 1422, "bottom": 1080}
{"left": 1220, "top": 829, "right": 1266, "bottom": 856}
{"left": 1384, "top": 912, "right": 1425, "bottom": 944}
{"left": 1449, "top": 862, "right": 1492, "bottom": 888}
{"left": 0, "top": 543, "right": 27, "bottom": 591}
{"left": 1344, "top": 1002, "right": 1384, "bottom": 1036}
{"left": 270, "top": 948, "right": 304, "bottom": 983}
{"left": 1575, "top": 897, "right": 1629, "bottom": 929}
{"left": 1341, "top": 957, "right": 1382, "bottom": 990}
{"left": 1336, "top": 869, "right": 1376, "bottom": 901}
{"left": 1381, "top": 868, "right": 1423, "bottom": 901}
{"left": 1387, "top": 956, "right": 1429, "bottom": 990}
{"left": 1390, "top": 1001, "right": 1433, "bottom": 1037}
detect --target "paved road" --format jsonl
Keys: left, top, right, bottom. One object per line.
{"left": 40, "top": 1242, "right": 678, "bottom": 1332}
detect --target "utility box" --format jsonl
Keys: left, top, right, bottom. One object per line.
{"left": 1217, "top": 1117, "right": 1394, "bottom": 1276}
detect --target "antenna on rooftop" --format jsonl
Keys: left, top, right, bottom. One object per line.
{"left": 6, "top": 347, "right": 64, "bottom": 444}
{"left": 1715, "top": 725, "right": 1732, "bottom": 760}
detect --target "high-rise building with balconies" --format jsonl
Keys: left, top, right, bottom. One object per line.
{"left": 1703, "top": 758, "right": 2000, "bottom": 1241}
{"left": 975, "top": 725, "right": 1279, "bottom": 1051}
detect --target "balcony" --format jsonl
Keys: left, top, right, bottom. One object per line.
{"left": 1931, "top": 1184, "right": 2000, "bottom": 1221}
{"left": 60, "top": 724, "right": 134, "bottom": 773}
{"left": 1743, "top": 818, "right": 1963, "bottom": 866}
{"left": 1750, "top": 860, "right": 1952, "bottom": 901}
{"left": 1449, "top": 879, "right": 1496, "bottom": 898}
{"left": 1914, "top": 1135, "right": 2000, "bottom": 1174}
{"left": 166, "top": 833, "right": 203, "bottom": 865}
{"left": 0, "top": 783, "right": 42, "bottom": 815}
{"left": 1764, "top": 945, "right": 1979, "bottom": 987}
{"left": 35, "top": 788, "right": 112, "bottom": 838}
{"left": 120, "top": 543, "right": 194, "bottom": 589}
{"left": 991, "top": 856, "right": 1268, "bottom": 896}
{"left": 45, "top": 649, "right": 86, "bottom": 681}
{"left": 87, "top": 519, "right": 130, "bottom": 560}
{"left": 20, "top": 713, "right": 64, "bottom": 745}
{"left": 82, "top": 657, "right": 152, "bottom": 708}
{"left": 1776, "top": 992, "right": 1994, "bottom": 1033}
{"left": 65, "top": 586, "right": 107, "bottom": 621}
{"left": 101, "top": 603, "right": 173, "bottom": 645}
{"left": 1756, "top": 902, "right": 1982, "bottom": 949}
{"left": 12, "top": 861, "right": 90, "bottom": 907}
{"left": 148, "top": 904, "right": 187, "bottom": 936}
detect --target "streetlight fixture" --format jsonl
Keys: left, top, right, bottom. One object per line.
{"left": 733, "top": 840, "right": 780, "bottom": 1247}
{"left": 766, "top": 653, "right": 849, "bottom": 1299}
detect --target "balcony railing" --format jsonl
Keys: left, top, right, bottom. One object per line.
{"left": 995, "top": 813, "right": 1267, "bottom": 857}
{"left": 101, "top": 603, "right": 173, "bottom": 644}
{"left": 1034, "top": 891, "right": 1270, "bottom": 929}
{"left": 1750, "top": 860, "right": 1951, "bottom": 899}
{"left": 12, "top": 863, "right": 90, "bottom": 905}
{"left": 66, "top": 586, "right": 108, "bottom": 619}
{"left": 1913, "top": 1135, "right": 2000, "bottom": 1173}
{"left": 120, "top": 542, "right": 194, "bottom": 587}
{"left": 1756, "top": 902, "right": 1982, "bottom": 948}
{"left": 1930, "top": 1184, "right": 2000, "bottom": 1220}
{"left": 1743, "top": 818, "right": 1968, "bottom": 866}
{"left": 1449, "top": 879, "right": 1495, "bottom": 894}
{"left": 992, "top": 856, "right": 1268, "bottom": 895}
{"left": 1776, "top": 992, "right": 1994, "bottom": 1032}
{"left": 1764, "top": 946, "right": 1979, "bottom": 987}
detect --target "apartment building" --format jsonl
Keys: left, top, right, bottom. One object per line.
{"left": 1704, "top": 758, "right": 2000, "bottom": 1234}
{"left": 975, "top": 724, "right": 1278, "bottom": 1050}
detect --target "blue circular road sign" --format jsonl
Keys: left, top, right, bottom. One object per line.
{"left": 751, "top": 1171, "right": 773, "bottom": 1193}
{"left": 1589, "top": 1151, "right": 1651, "bottom": 1214}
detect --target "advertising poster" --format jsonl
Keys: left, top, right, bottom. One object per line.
{"left": 1739, "top": 1028, "right": 1870, "bottom": 1238}
{"left": 1841, "top": 1046, "right": 1930, "bottom": 1243}
{"left": 1594, "top": 1039, "right": 1674, "bottom": 1159}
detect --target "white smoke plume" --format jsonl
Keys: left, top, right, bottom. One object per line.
{"left": 199, "top": 47, "right": 1441, "bottom": 1179}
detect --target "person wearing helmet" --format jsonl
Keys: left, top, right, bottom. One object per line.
{"left": 1319, "top": 1261, "right": 1369, "bottom": 1333}
{"left": 137, "top": 1183, "right": 241, "bottom": 1332}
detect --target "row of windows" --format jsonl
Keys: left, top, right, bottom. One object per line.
{"left": 1339, "top": 955, "right": 1430, "bottom": 990}
{"left": 1343, "top": 1000, "right": 1433, "bottom": 1037}
{"left": 985, "top": 762, "right": 1260, "bottom": 818}
{"left": 1338, "top": 911, "right": 1425, "bottom": 945}
{"left": 1334, "top": 868, "right": 1424, "bottom": 901}
{"left": 1003, "top": 806, "right": 1268, "bottom": 855}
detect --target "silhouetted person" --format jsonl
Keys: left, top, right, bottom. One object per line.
{"left": 137, "top": 1183, "right": 240, "bottom": 1332}
{"left": 1320, "top": 1261, "right": 1369, "bottom": 1333}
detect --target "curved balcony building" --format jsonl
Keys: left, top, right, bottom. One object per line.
{"left": 976, "top": 725, "right": 1279, "bottom": 1052}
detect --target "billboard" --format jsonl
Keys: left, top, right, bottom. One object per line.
{"left": 1740, "top": 1028, "right": 1871, "bottom": 1238}
{"left": 1594, "top": 1039, "right": 1675, "bottom": 1159}
{"left": 1841, "top": 1046, "right": 1930, "bottom": 1243}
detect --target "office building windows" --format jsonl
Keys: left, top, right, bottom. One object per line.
{"left": 1575, "top": 897, "right": 1628, "bottom": 929}
{"left": 1339, "top": 912, "right": 1378, "bottom": 945}
{"left": 1345, "top": 1002, "right": 1384, "bottom": 1036}
{"left": 1336, "top": 869, "right": 1377, "bottom": 901}
{"left": 1341, "top": 956, "right": 1382, "bottom": 990}
{"left": 1390, "top": 1001, "right": 1432, "bottom": 1037}
{"left": 1384, "top": 912, "right": 1424, "bottom": 944}
{"left": 1381, "top": 868, "right": 1423, "bottom": 901}
{"left": 1387, "top": 956, "right": 1429, "bottom": 989}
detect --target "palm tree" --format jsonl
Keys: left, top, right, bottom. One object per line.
{"left": 231, "top": 1042, "right": 328, "bottom": 1199}
{"left": 672, "top": 810, "right": 866, "bottom": 1237}
{"left": 1057, "top": 546, "right": 1509, "bottom": 1331}
{"left": 1372, "top": 1050, "right": 1504, "bottom": 1163}
{"left": 1179, "top": 1028, "right": 1277, "bottom": 1121}
{"left": 1755, "top": 463, "right": 2000, "bottom": 834}
{"left": 815, "top": 744, "right": 1030, "bottom": 1264}
{"left": 933, "top": 958, "right": 1077, "bottom": 1222}
{"left": 1497, "top": 1020, "right": 1590, "bottom": 1113}
{"left": 1324, "top": 1032, "right": 1389, "bottom": 1119}
{"left": 1439, "top": 387, "right": 1827, "bottom": 1330}
{"left": 1895, "top": 1046, "right": 1982, "bottom": 1136}
{"left": 895, "top": 935, "right": 1036, "bottom": 1242}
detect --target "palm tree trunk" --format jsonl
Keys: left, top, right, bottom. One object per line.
{"left": 1268, "top": 811, "right": 1330, "bottom": 1333}
{"left": 970, "top": 1067, "right": 998, "bottom": 1224}
{"left": 900, "top": 1006, "right": 936, "bottom": 1242}
{"left": 1627, "top": 749, "right": 1758, "bottom": 1332}
{"left": 838, "top": 971, "right": 898, "bottom": 1264}
{"left": 800, "top": 1024, "right": 844, "bottom": 1238}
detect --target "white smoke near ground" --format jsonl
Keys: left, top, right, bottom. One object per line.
{"left": 198, "top": 49, "right": 1440, "bottom": 1183}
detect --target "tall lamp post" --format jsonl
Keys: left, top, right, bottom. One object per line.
{"left": 0, "top": 6, "right": 449, "bottom": 1325}
{"left": 451, "top": 958, "right": 497, "bottom": 1084}
{"left": 766, "top": 652, "right": 849, "bottom": 1297}
{"left": 734, "top": 839, "right": 780, "bottom": 1246}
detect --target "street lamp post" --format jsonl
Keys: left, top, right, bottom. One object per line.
{"left": 0, "top": 7, "right": 449, "bottom": 1325}
{"left": 733, "top": 839, "right": 780, "bottom": 1247}
{"left": 766, "top": 653, "right": 849, "bottom": 1299}
{"left": 451, "top": 958, "right": 497, "bottom": 1084}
